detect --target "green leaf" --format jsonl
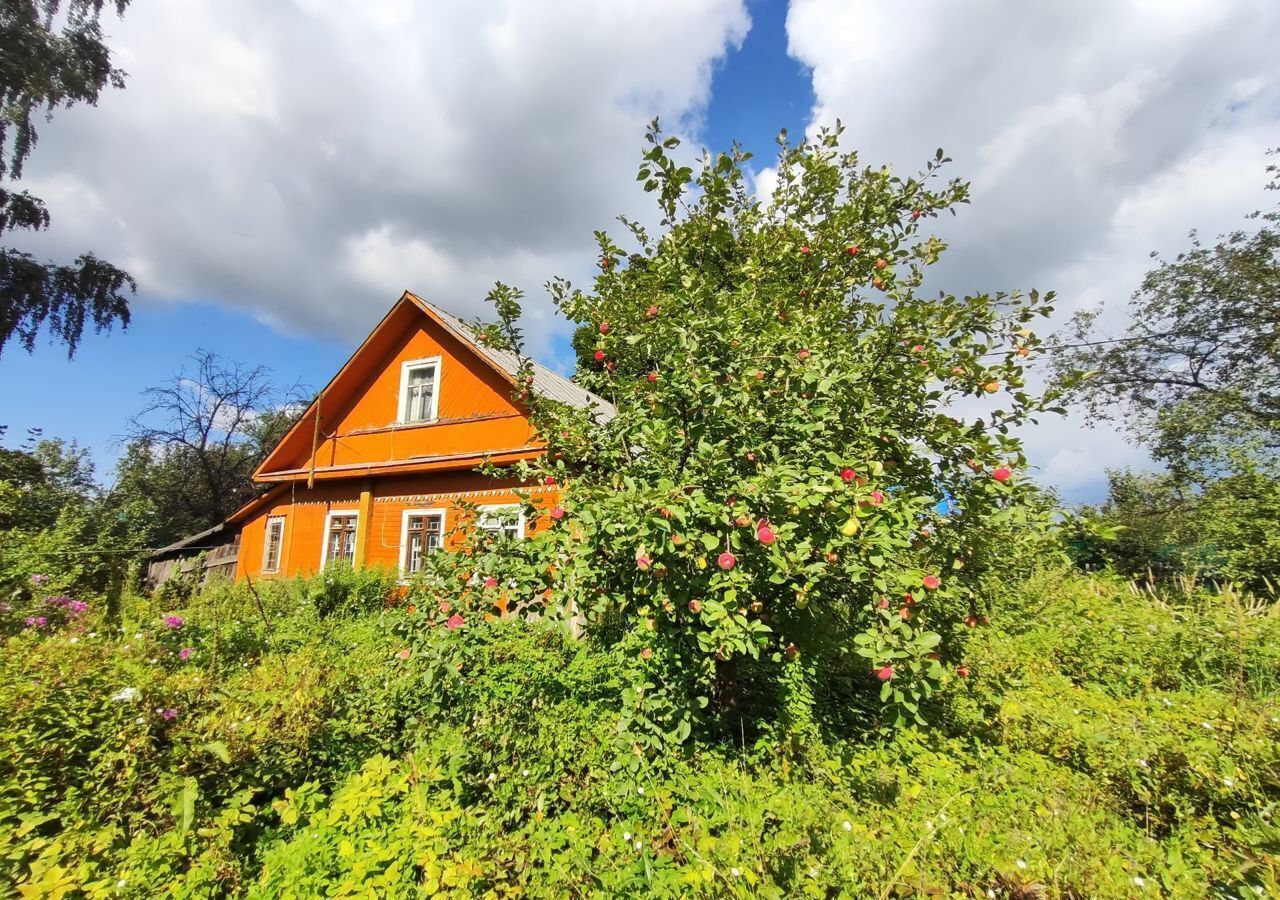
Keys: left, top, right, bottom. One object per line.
{"left": 200, "top": 741, "right": 230, "bottom": 764}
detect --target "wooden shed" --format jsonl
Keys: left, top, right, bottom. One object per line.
{"left": 145, "top": 522, "right": 241, "bottom": 589}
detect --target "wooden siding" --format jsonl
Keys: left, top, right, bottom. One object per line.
{"left": 235, "top": 472, "right": 558, "bottom": 581}
{"left": 257, "top": 298, "right": 542, "bottom": 482}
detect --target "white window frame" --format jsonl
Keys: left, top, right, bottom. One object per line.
{"left": 262, "top": 515, "right": 286, "bottom": 574}
{"left": 397, "top": 356, "right": 442, "bottom": 425}
{"left": 476, "top": 503, "right": 526, "bottom": 541}
{"left": 398, "top": 507, "right": 447, "bottom": 578}
{"left": 319, "top": 509, "right": 360, "bottom": 568}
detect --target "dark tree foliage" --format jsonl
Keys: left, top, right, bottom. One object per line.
{"left": 114, "top": 351, "right": 304, "bottom": 546}
{"left": 1056, "top": 152, "right": 1280, "bottom": 475}
{"left": 0, "top": 0, "right": 135, "bottom": 357}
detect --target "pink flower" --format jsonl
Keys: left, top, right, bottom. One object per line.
{"left": 30, "top": 574, "right": 51, "bottom": 587}
{"left": 396, "top": 649, "right": 411, "bottom": 660}
{"left": 178, "top": 647, "right": 194, "bottom": 660}
{"left": 992, "top": 467, "right": 1012, "bottom": 483}
{"left": 875, "top": 665, "right": 894, "bottom": 681}
{"left": 445, "top": 613, "right": 464, "bottom": 630}
{"left": 756, "top": 522, "right": 775, "bottom": 545}
{"left": 922, "top": 575, "right": 940, "bottom": 591}
{"left": 163, "top": 615, "right": 184, "bottom": 630}
{"left": 161, "top": 708, "right": 178, "bottom": 721}
{"left": 717, "top": 552, "right": 736, "bottom": 571}
{"left": 483, "top": 576, "right": 498, "bottom": 588}
{"left": 550, "top": 506, "right": 566, "bottom": 520}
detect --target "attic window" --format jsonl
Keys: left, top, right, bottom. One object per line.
{"left": 398, "top": 357, "right": 441, "bottom": 424}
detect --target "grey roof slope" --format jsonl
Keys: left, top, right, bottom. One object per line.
{"left": 414, "top": 295, "right": 617, "bottom": 423}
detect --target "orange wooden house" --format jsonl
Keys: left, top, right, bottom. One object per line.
{"left": 229, "top": 291, "right": 614, "bottom": 582}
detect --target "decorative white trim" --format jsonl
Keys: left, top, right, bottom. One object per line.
{"left": 398, "top": 506, "right": 447, "bottom": 577}
{"left": 397, "top": 356, "right": 442, "bottom": 425}
{"left": 476, "top": 503, "right": 526, "bottom": 540}
{"left": 319, "top": 509, "right": 360, "bottom": 568}
{"left": 261, "top": 515, "right": 286, "bottom": 574}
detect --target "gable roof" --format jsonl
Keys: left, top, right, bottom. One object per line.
{"left": 253, "top": 291, "right": 614, "bottom": 481}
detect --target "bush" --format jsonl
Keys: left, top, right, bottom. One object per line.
{"left": 2, "top": 566, "right": 1277, "bottom": 897}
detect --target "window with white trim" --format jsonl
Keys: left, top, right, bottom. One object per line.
{"left": 398, "top": 357, "right": 441, "bottom": 424}
{"left": 262, "top": 516, "right": 285, "bottom": 574}
{"left": 401, "top": 509, "right": 445, "bottom": 576}
{"left": 477, "top": 504, "right": 524, "bottom": 541}
{"left": 322, "top": 512, "right": 358, "bottom": 567}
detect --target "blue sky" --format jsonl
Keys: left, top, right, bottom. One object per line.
{"left": 2, "top": 0, "right": 1277, "bottom": 502}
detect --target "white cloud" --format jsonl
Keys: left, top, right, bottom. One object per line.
{"left": 786, "top": 0, "right": 1280, "bottom": 501}
{"left": 15, "top": 0, "right": 750, "bottom": 360}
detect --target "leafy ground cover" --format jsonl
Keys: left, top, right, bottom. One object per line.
{"left": 2, "top": 566, "right": 1277, "bottom": 898}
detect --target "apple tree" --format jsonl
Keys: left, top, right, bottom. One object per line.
{"left": 407, "top": 123, "right": 1058, "bottom": 758}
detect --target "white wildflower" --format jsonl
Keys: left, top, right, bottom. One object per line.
{"left": 634, "top": 840, "right": 642, "bottom": 850}
{"left": 1016, "top": 859, "right": 1027, "bottom": 870}
{"left": 730, "top": 867, "right": 740, "bottom": 877}
{"left": 1162, "top": 698, "right": 1172, "bottom": 707}
{"left": 842, "top": 820, "right": 852, "bottom": 832}
{"left": 637, "top": 786, "right": 645, "bottom": 795}
{"left": 110, "top": 687, "right": 139, "bottom": 703}
{"left": 622, "top": 832, "right": 631, "bottom": 842}
{"left": 69, "top": 637, "right": 78, "bottom": 644}
{"left": 134, "top": 716, "right": 144, "bottom": 724}
{"left": 1136, "top": 759, "right": 1149, "bottom": 768}
{"left": 1202, "top": 721, "right": 1213, "bottom": 730}
{"left": 1133, "top": 875, "right": 1145, "bottom": 888}
{"left": 1223, "top": 776, "right": 1235, "bottom": 788}
{"left": 522, "top": 769, "right": 530, "bottom": 777}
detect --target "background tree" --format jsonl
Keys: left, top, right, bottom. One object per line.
{"left": 0, "top": 0, "right": 135, "bottom": 358}
{"left": 0, "top": 426, "right": 130, "bottom": 593}
{"left": 114, "top": 350, "right": 303, "bottom": 546}
{"left": 1055, "top": 152, "right": 1280, "bottom": 476}
{"left": 1063, "top": 470, "right": 1193, "bottom": 578}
